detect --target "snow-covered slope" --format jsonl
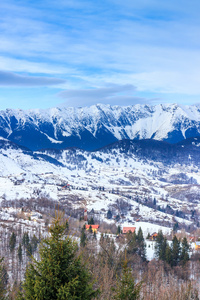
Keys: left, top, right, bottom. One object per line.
{"left": 1, "top": 103, "right": 200, "bottom": 150}
{"left": 0, "top": 137, "right": 200, "bottom": 229}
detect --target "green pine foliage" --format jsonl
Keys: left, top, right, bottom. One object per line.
{"left": 117, "top": 225, "right": 121, "bottom": 235}
{"left": 180, "top": 237, "right": 190, "bottom": 266}
{"left": 88, "top": 217, "right": 94, "bottom": 225}
{"left": 114, "top": 255, "right": 142, "bottom": 300}
{"left": 31, "top": 235, "right": 39, "bottom": 253}
{"left": 0, "top": 257, "right": 8, "bottom": 300}
{"left": 155, "top": 230, "right": 164, "bottom": 259}
{"left": 22, "top": 232, "right": 29, "bottom": 247}
{"left": 107, "top": 209, "right": 112, "bottom": 219}
{"left": 89, "top": 224, "right": 93, "bottom": 233}
{"left": 171, "top": 235, "right": 180, "bottom": 267}
{"left": 155, "top": 232, "right": 188, "bottom": 267}
{"left": 80, "top": 227, "right": 87, "bottom": 248}
{"left": 136, "top": 227, "right": 146, "bottom": 261}
{"left": 127, "top": 228, "right": 146, "bottom": 261}
{"left": 26, "top": 243, "right": 32, "bottom": 257}
{"left": 165, "top": 244, "right": 173, "bottom": 266}
{"left": 18, "top": 243, "right": 22, "bottom": 263}
{"left": 9, "top": 232, "right": 16, "bottom": 252}
{"left": 18, "top": 213, "right": 98, "bottom": 300}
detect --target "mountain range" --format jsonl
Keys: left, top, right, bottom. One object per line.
{"left": 1, "top": 103, "right": 200, "bottom": 150}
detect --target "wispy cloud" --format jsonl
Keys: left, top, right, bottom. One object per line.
{"left": 0, "top": 0, "right": 200, "bottom": 108}
{"left": 58, "top": 84, "right": 151, "bottom": 106}
{"left": 0, "top": 71, "right": 66, "bottom": 87}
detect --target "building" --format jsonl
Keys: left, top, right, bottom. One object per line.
{"left": 195, "top": 241, "right": 200, "bottom": 250}
{"left": 85, "top": 224, "right": 99, "bottom": 233}
{"left": 149, "top": 232, "right": 158, "bottom": 241}
{"left": 122, "top": 227, "right": 136, "bottom": 234}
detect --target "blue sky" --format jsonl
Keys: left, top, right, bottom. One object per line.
{"left": 0, "top": 0, "right": 200, "bottom": 109}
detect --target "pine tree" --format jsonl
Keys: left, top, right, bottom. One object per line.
{"left": 114, "top": 254, "right": 142, "bottom": 300}
{"left": 117, "top": 225, "right": 121, "bottom": 235}
{"left": 31, "top": 235, "right": 39, "bottom": 253}
{"left": 0, "top": 257, "right": 8, "bottom": 300}
{"left": 22, "top": 232, "right": 29, "bottom": 247}
{"left": 127, "top": 231, "right": 137, "bottom": 255}
{"left": 136, "top": 227, "right": 146, "bottom": 261}
{"left": 80, "top": 227, "right": 87, "bottom": 247}
{"left": 26, "top": 243, "right": 32, "bottom": 257}
{"left": 17, "top": 213, "right": 98, "bottom": 299}
{"left": 89, "top": 225, "right": 93, "bottom": 233}
{"left": 165, "top": 244, "right": 172, "bottom": 266}
{"left": 159, "top": 237, "right": 168, "bottom": 261}
{"left": 107, "top": 209, "right": 112, "bottom": 219}
{"left": 18, "top": 243, "right": 22, "bottom": 263}
{"left": 9, "top": 232, "right": 16, "bottom": 252}
{"left": 155, "top": 230, "right": 164, "bottom": 259}
{"left": 171, "top": 235, "right": 180, "bottom": 267}
{"left": 88, "top": 217, "right": 94, "bottom": 225}
{"left": 180, "top": 237, "right": 190, "bottom": 266}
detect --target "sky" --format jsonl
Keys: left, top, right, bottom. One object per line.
{"left": 0, "top": 0, "right": 200, "bottom": 109}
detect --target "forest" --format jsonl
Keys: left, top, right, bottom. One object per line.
{"left": 0, "top": 211, "right": 200, "bottom": 300}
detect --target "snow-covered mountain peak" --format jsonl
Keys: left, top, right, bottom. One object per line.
{"left": 0, "top": 103, "right": 200, "bottom": 150}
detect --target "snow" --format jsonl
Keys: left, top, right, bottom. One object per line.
{"left": 1, "top": 103, "right": 200, "bottom": 145}
{"left": 41, "top": 132, "right": 63, "bottom": 144}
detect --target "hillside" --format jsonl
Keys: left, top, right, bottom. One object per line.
{"left": 0, "top": 137, "right": 199, "bottom": 231}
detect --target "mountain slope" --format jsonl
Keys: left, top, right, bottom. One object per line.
{"left": 0, "top": 137, "right": 199, "bottom": 228}
{"left": 1, "top": 103, "right": 200, "bottom": 150}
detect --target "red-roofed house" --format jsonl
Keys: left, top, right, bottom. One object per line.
{"left": 85, "top": 224, "right": 99, "bottom": 232}
{"left": 122, "top": 227, "right": 136, "bottom": 234}
{"left": 149, "top": 232, "right": 158, "bottom": 241}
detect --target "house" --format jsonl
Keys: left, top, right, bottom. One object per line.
{"left": 122, "top": 227, "right": 136, "bottom": 234}
{"left": 189, "top": 236, "right": 195, "bottom": 242}
{"left": 149, "top": 232, "right": 158, "bottom": 241}
{"left": 85, "top": 225, "right": 99, "bottom": 233}
{"left": 195, "top": 241, "right": 200, "bottom": 250}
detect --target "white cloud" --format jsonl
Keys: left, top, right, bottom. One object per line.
{"left": 0, "top": 71, "right": 66, "bottom": 87}
{"left": 0, "top": 0, "right": 200, "bottom": 107}
{"left": 57, "top": 84, "right": 152, "bottom": 106}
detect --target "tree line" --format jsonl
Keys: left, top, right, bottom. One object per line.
{"left": 0, "top": 216, "right": 199, "bottom": 299}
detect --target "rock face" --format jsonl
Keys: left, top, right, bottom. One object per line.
{"left": 0, "top": 103, "right": 200, "bottom": 150}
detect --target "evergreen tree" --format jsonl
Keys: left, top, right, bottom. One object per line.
{"left": 80, "top": 227, "right": 87, "bottom": 247}
{"left": 107, "top": 209, "right": 112, "bottom": 219}
{"left": 159, "top": 237, "right": 168, "bottom": 261}
{"left": 180, "top": 237, "right": 190, "bottom": 266}
{"left": 136, "top": 227, "right": 146, "bottom": 261}
{"left": 0, "top": 257, "right": 8, "bottom": 300}
{"left": 88, "top": 217, "right": 94, "bottom": 225}
{"left": 22, "top": 232, "right": 29, "bottom": 247}
{"left": 89, "top": 225, "right": 93, "bottom": 233}
{"left": 127, "top": 231, "right": 137, "bottom": 255}
{"left": 173, "top": 222, "right": 179, "bottom": 232}
{"left": 31, "top": 235, "right": 39, "bottom": 253}
{"left": 17, "top": 214, "right": 99, "bottom": 299}
{"left": 18, "top": 244, "right": 22, "bottom": 263}
{"left": 9, "top": 232, "right": 16, "bottom": 252}
{"left": 155, "top": 230, "right": 164, "bottom": 259}
{"left": 117, "top": 225, "right": 121, "bottom": 235}
{"left": 114, "top": 255, "right": 142, "bottom": 300}
{"left": 65, "top": 220, "right": 69, "bottom": 231}
{"left": 165, "top": 244, "right": 173, "bottom": 266}
{"left": 26, "top": 243, "right": 32, "bottom": 257}
{"left": 171, "top": 235, "right": 180, "bottom": 267}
